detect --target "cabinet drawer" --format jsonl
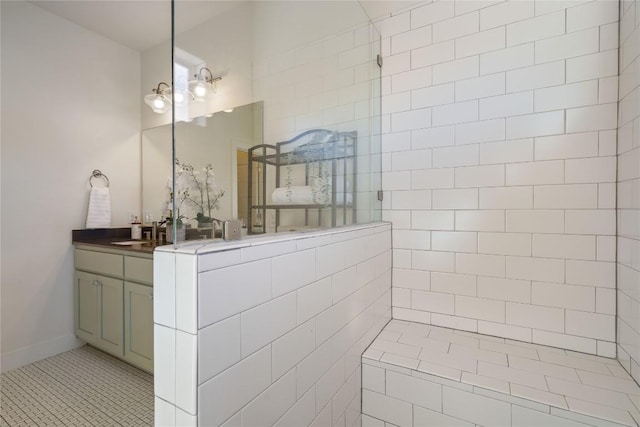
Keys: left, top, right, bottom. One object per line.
{"left": 124, "top": 256, "right": 153, "bottom": 284}
{"left": 75, "top": 249, "right": 123, "bottom": 277}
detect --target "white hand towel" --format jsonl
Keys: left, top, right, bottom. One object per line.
{"left": 86, "top": 187, "right": 112, "bottom": 228}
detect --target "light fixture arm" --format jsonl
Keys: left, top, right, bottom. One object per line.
{"left": 153, "top": 81, "right": 171, "bottom": 94}
{"left": 196, "top": 67, "right": 222, "bottom": 84}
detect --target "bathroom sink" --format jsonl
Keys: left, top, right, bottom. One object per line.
{"left": 111, "top": 241, "right": 150, "bottom": 245}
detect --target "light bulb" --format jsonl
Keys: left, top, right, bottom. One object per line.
{"left": 174, "top": 92, "right": 185, "bottom": 104}
{"left": 194, "top": 83, "right": 207, "bottom": 97}
{"left": 145, "top": 86, "right": 171, "bottom": 113}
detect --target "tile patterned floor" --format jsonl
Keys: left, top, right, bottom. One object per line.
{"left": 0, "top": 345, "right": 153, "bottom": 426}
{"left": 364, "top": 319, "right": 640, "bottom": 426}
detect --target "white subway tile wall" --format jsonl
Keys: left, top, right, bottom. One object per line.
{"left": 154, "top": 223, "right": 391, "bottom": 426}
{"left": 617, "top": 0, "right": 640, "bottom": 385}
{"left": 252, "top": 18, "right": 382, "bottom": 226}
{"left": 380, "top": 0, "right": 618, "bottom": 355}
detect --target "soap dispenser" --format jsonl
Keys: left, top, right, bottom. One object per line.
{"left": 131, "top": 216, "right": 142, "bottom": 240}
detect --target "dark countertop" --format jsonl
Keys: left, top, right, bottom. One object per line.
{"left": 74, "top": 238, "right": 160, "bottom": 254}
{"left": 72, "top": 227, "right": 164, "bottom": 254}
{"left": 72, "top": 226, "right": 221, "bottom": 254}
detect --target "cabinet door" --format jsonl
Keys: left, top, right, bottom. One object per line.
{"left": 124, "top": 282, "right": 154, "bottom": 372}
{"left": 74, "top": 271, "right": 99, "bottom": 343}
{"left": 95, "top": 275, "right": 124, "bottom": 357}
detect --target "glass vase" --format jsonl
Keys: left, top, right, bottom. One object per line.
{"left": 166, "top": 224, "right": 186, "bottom": 243}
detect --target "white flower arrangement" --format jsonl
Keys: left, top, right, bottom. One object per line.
{"left": 168, "top": 159, "right": 225, "bottom": 225}
{"left": 165, "top": 163, "right": 190, "bottom": 225}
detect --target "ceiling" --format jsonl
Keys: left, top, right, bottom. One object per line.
{"left": 29, "top": 0, "right": 422, "bottom": 52}
{"left": 30, "top": 0, "right": 246, "bottom": 52}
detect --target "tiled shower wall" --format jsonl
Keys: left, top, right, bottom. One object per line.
{"left": 378, "top": 0, "right": 619, "bottom": 356}
{"left": 252, "top": 18, "right": 378, "bottom": 147}
{"left": 617, "top": 0, "right": 640, "bottom": 383}
{"left": 153, "top": 223, "right": 391, "bottom": 426}
{"left": 252, "top": 17, "right": 382, "bottom": 225}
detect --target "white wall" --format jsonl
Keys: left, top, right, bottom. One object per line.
{"left": 0, "top": 1, "right": 141, "bottom": 370}
{"left": 377, "top": 0, "right": 619, "bottom": 356}
{"left": 618, "top": 0, "right": 640, "bottom": 383}
{"left": 153, "top": 223, "right": 391, "bottom": 426}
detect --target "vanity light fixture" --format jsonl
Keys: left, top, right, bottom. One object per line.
{"left": 144, "top": 82, "right": 171, "bottom": 113}
{"left": 144, "top": 69, "right": 222, "bottom": 114}
{"left": 166, "top": 87, "right": 191, "bottom": 106}
{"left": 189, "top": 67, "right": 222, "bottom": 102}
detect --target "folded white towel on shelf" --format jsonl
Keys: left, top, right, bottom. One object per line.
{"left": 86, "top": 187, "right": 112, "bottom": 228}
{"left": 272, "top": 186, "right": 318, "bottom": 205}
{"left": 271, "top": 186, "right": 354, "bottom": 205}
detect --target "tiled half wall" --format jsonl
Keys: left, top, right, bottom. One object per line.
{"left": 377, "top": 0, "right": 619, "bottom": 356}
{"left": 152, "top": 222, "right": 392, "bottom": 426}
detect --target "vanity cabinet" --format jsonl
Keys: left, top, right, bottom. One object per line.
{"left": 74, "top": 245, "right": 153, "bottom": 372}
{"left": 74, "top": 271, "right": 124, "bottom": 356}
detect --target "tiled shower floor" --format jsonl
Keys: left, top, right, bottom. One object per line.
{"left": 0, "top": 345, "right": 153, "bottom": 426}
{"left": 364, "top": 320, "right": 640, "bottom": 426}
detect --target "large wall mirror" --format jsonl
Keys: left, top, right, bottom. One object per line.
{"left": 142, "top": 101, "right": 263, "bottom": 228}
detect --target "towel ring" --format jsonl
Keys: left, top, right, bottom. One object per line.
{"left": 89, "top": 169, "right": 110, "bottom": 188}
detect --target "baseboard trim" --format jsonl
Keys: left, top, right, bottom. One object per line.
{"left": 1, "top": 334, "right": 83, "bottom": 372}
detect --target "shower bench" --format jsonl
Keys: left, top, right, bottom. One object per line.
{"left": 362, "top": 319, "right": 640, "bottom": 427}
